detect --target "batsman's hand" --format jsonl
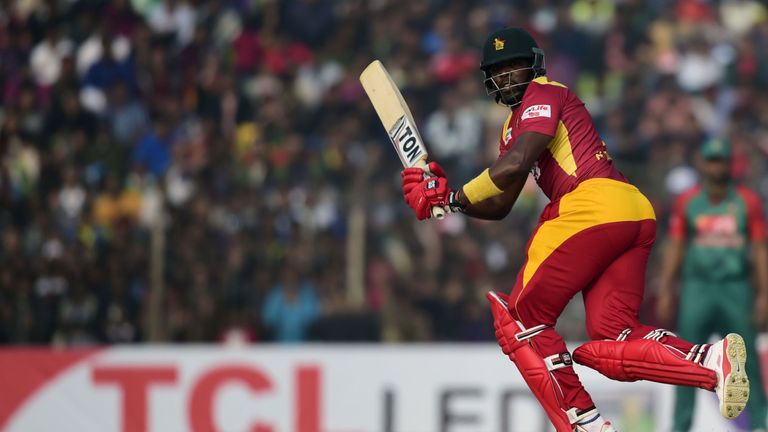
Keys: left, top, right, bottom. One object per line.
{"left": 401, "top": 161, "right": 447, "bottom": 194}
{"left": 403, "top": 176, "right": 451, "bottom": 220}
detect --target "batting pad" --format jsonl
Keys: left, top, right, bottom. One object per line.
{"left": 573, "top": 339, "right": 717, "bottom": 391}
{"left": 487, "top": 291, "right": 575, "bottom": 432}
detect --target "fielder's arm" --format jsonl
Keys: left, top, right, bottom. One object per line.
{"left": 656, "top": 237, "right": 686, "bottom": 325}
{"left": 454, "top": 132, "right": 551, "bottom": 218}
{"left": 743, "top": 189, "right": 768, "bottom": 328}
{"left": 751, "top": 240, "right": 768, "bottom": 328}
{"left": 659, "top": 238, "right": 686, "bottom": 290}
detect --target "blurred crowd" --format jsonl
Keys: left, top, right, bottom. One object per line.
{"left": 2, "top": 0, "right": 768, "bottom": 345}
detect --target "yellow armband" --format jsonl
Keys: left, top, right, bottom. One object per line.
{"left": 462, "top": 169, "right": 504, "bottom": 204}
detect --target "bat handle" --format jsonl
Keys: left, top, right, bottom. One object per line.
{"left": 432, "top": 206, "right": 446, "bottom": 220}
{"left": 414, "top": 160, "right": 447, "bottom": 220}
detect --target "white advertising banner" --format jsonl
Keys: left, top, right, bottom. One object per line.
{"left": 0, "top": 345, "right": 753, "bottom": 432}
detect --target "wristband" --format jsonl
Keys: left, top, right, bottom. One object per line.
{"left": 462, "top": 168, "right": 504, "bottom": 204}
{"left": 448, "top": 191, "right": 466, "bottom": 213}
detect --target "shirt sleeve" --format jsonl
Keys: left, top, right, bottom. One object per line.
{"left": 516, "top": 82, "right": 562, "bottom": 137}
{"left": 738, "top": 187, "right": 766, "bottom": 241}
{"left": 668, "top": 192, "right": 692, "bottom": 240}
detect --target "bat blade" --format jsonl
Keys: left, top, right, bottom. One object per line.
{"left": 359, "top": 60, "right": 428, "bottom": 168}
{"left": 359, "top": 60, "right": 446, "bottom": 219}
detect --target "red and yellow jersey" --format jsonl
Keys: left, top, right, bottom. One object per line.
{"left": 498, "top": 76, "right": 626, "bottom": 201}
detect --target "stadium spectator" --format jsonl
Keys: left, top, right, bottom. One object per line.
{"left": 0, "top": 0, "right": 766, "bottom": 347}
{"left": 80, "top": 33, "right": 136, "bottom": 113}
{"left": 262, "top": 268, "right": 320, "bottom": 343}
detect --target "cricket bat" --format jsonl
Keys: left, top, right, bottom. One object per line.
{"left": 359, "top": 60, "right": 446, "bottom": 219}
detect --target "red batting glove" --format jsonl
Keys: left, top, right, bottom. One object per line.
{"left": 404, "top": 176, "right": 451, "bottom": 220}
{"left": 401, "top": 161, "right": 447, "bottom": 200}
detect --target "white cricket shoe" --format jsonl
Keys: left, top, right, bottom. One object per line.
{"left": 574, "top": 420, "right": 616, "bottom": 432}
{"left": 703, "top": 333, "right": 750, "bottom": 419}
{"left": 571, "top": 408, "right": 617, "bottom": 432}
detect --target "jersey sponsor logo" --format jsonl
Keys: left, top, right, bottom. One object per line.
{"left": 521, "top": 104, "right": 551, "bottom": 120}
{"left": 693, "top": 214, "right": 745, "bottom": 248}
{"left": 695, "top": 214, "right": 737, "bottom": 235}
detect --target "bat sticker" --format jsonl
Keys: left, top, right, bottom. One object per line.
{"left": 389, "top": 116, "right": 424, "bottom": 167}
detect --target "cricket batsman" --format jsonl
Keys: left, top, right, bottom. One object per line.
{"left": 401, "top": 27, "right": 751, "bottom": 432}
{"left": 657, "top": 138, "right": 768, "bottom": 431}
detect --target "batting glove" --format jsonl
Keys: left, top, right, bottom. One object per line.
{"left": 401, "top": 161, "right": 447, "bottom": 198}
{"left": 404, "top": 176, "right": 451, "bottom": 220}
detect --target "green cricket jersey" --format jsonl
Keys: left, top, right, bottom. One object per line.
{"left": 669, "top": 184, "right": 766, "bottom": 283}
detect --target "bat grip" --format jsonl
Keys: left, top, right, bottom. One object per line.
{"left": 414, "top": 160, "right": 446, "bottom": 220}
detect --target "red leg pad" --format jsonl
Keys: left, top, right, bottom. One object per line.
{"left": 488, "top": 292, "right": 573, "bottom": 432}
{"left": 573, "top": 339, "right": 716, "bottom": 390}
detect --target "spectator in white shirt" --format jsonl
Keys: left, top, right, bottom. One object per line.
{"left": 424, "top": 90, "right": 482, "bottom": 178}
{"left": 30, "top": 25, "right": 74, "bottom": 87}
{"left": 148, "top": 0, "right": 196, "bottom": 47}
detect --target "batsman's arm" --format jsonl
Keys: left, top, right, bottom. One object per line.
{"left": 455, "top": 183, "right": 523, "bottom": 220}
{"left": 453, "top": 132, "right": 551, "bottom": 218}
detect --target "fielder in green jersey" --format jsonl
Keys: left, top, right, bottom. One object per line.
{"left": 658, "top": 138, "right": 768, "bottom": 431}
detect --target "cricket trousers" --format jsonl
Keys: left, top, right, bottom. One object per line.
{"left": 507, "top": 178, "right": 703, "bottom": 411}
{"left": 673, "top": 280, "right": 767, "bottom": 431}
